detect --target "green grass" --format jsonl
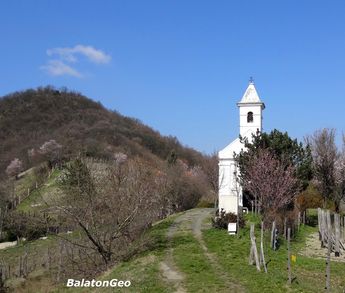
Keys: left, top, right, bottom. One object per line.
{"left": 0, "top": 235, "right": 59, "bottom": 292}
{"left": 94, "top": 215, "right": 182, "bottom": 293}
{"left": 0, "top": 235, "right": 57, "bottom": 261}
{"left": 172, "top": 232, "right": 229, "bottom": 292}
{"left": 54, "top": 213, "right": 183, "bottom": 293}
{"left": 0, "top": 217, "right": 174, "bottom": 293}
{"left": 203, "top": 220, "right": 345, "bottom": 293}
{"left": 0, "top": 231, "right": 84, "bottom": 272}
{"left": 5, "top": 208, "right": 345, "bottom": 293}
{"left": 17, "top": 169, "right": 61, "bottom": 212}
{"left": 56, "top": 210, "right": 345, "bottom": 293}
{"left": 14, "top": 168, "right": 36, "bottom": 197}
{"left": 95, "top": 252, "right": 171, "bottom": 293}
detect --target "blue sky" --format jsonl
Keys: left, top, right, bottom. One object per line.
{"left": 1, "top": 1, "right": 345, "bottom": 154}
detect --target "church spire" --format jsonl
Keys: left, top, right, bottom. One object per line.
{"left": 237, "top": 80, "right": 265, "bottom": 137}
{"left": 238, "top": 79, "right": 264, "bottom": 106}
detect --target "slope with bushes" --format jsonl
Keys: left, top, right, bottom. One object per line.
{"left": 0, "top": 86, "right": 206, "bottom": 179}
{"left": 0, "top": 86, "right": 217, "bottom": 291}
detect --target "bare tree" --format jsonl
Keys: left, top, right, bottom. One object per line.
{"left": 202, "top": 153, "right": 219, "bottom": 208}
{"left": 5, "top": 158, "right": 23, "bottom": 179}
{"left": 240, "top": 148, "right": 300, "bottom": 222}
{"left": 164, "top": 161, "right": 204, "bottom": 212}
{"left": 113, "top": 152, "right": 127, "bottom": 164}
{"left": 56, "top": 157, "right": 163, "bottom": 266}
{"left": 307, "top": 129, "right": 338, "bottom": 208}
{"left": 39, "top": 139, "right": 62, "bottom": 168}
{"left": 27, "top": 148, "right": 40, "bottom": 165}
{"left": 334, "top": 134, "right": 345, "bottom": 212}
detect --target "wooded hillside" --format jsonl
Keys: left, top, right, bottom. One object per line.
{"left": 0, "top": 86, "right": 205, "bottom": 179}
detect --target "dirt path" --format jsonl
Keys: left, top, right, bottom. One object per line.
{"left": 0, "top": 241, "right": 17, "bottom": 250}
{"left": 300, "top": 232, "right": 345, "bottom": 262}
{"left": 160, "top": 208, "right": 245, "bottom": 293}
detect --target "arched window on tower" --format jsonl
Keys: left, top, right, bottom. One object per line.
{"left": 247, "top": 112, "right": 253, "bottom": 123}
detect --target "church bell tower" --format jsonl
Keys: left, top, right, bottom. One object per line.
{"left": 237, "top": 79, "right": 265, "bottom": 139}
{"left": 218, "top": 79, "right": 265, "bottom": 215}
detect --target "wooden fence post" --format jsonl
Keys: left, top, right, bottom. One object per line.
{"left": 335, "top": 213, "right": 340, "bottom": 257}
{"left": 249, "top": 223, "right": 261, "bottom": 271}
{"left": 287, "top": 228, "right": 292, "bottom": 285}
{"left": 23, "top": 248, "right": 28, "bottom": 278}
{"left": 260, "top": 221, "right": 267, "bottom": 273}
{"left": 0, "top": 266, "right": 4, "bottom": 292}
{"left": 320, "top": 209, "right": 326, "bottom": 247}
{"left": 326, "top": 210, "right": 332, "bottom": 248}
{"left": 57, "top": 241, "right": 64, "bottom": 282}
{"left": 18, "top": 256, "right": 22, "bottom": 277}
{"left": 343, "top": 216, "right": 345, "bottom": 242}
{"left": 303, "top": 210, "right": 306, "bottom": 225}
{"left": 318, "top": 208, "right": 322, "bottom": 241}
{"left": 325, "top": 234, "right": 331, "bottom": 292}
{"left": 271, "top": 221, "right": 276, "bottom": 249}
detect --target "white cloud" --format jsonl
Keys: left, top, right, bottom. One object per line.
{"left": 47, "top": 45, "right": 111, "bottom": 64}
{"left": 40, "top": 60, "right": 83, "bottom": 78}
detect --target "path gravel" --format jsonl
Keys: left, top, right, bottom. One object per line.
{"left": 160, "top": 208, "right": 245, "bottom": 293}
{"left": 301, "top": 232, "right": 345, "bottom": 262}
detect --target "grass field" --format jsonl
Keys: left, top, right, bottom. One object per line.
{"left": 53, "top": 213, "right": 184, "bottom": 293}
{"left": 16, "top": 169, "right": 62, "bottom": 213}
{"left": 2, "top": 208, "right": 345, "bottom": 292}
{"left": 203, "top": 222, "right": 345, "bottom": 293}
{"left": 105, "top": 210, "right": 345, "bottom": 293}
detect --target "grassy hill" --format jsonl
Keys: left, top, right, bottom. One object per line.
{"left": 16, "top": 169, "right": 62, "bottom": 213}
{"left": 0, "top": 86, "right": 217, "bottom": 291}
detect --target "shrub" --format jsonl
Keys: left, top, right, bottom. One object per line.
{"left": 196, "top": 200, "right": 214, "bottom": 208}
{"left": 3, "top": 211, "right": 51, "bottom": 241}
{"left": 5, "top": 158, "right": 23, "bottom": 179}
{"left": 212, "top": 209, "right": 245, "bottom": 229}
{"left": 33, "top": 163, "right": 50, "bottom": 186}
{"left": 296, "top": 183, "right": 323, "bottom": 212}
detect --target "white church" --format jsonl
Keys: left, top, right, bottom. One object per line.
{"left": 218, "top": 80, "right": 265, "bottom": 214}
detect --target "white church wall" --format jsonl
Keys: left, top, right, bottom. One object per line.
{"left": 219, "top": 195, "right": 238, "bottom": 214}
{"left": 218, "top": 159, "right": 239, "bottom": 214}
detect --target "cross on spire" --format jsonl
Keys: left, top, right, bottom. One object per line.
{"left": 249, "top": 76, "right": 254, "bottom": 84}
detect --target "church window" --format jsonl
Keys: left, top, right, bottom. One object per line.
{"left": 247, "top": 112, "right": 253, "bottom": 123}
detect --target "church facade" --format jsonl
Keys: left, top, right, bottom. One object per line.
{"left": 218, "top": 81, "right": 265, "bottom": 214}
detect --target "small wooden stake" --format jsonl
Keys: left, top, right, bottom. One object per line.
{"left": 287, "top": 228, "right": 292, "bottom": 285}
{"left": 325, "top": 234, "right": 331, "bottom": 292}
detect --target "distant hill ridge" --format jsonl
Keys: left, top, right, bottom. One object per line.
{"left": 0, "top": 86, "right": 204, "bottom": 177}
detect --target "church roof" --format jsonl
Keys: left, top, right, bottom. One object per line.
{"left": 238, "top": 81, "right": 262, "bottom": 104}
{"left": 218, "top": 136, "right": 243, "bottom": 159}
{"left": 218, "top": 129, "right": 253, "bottom": 159}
